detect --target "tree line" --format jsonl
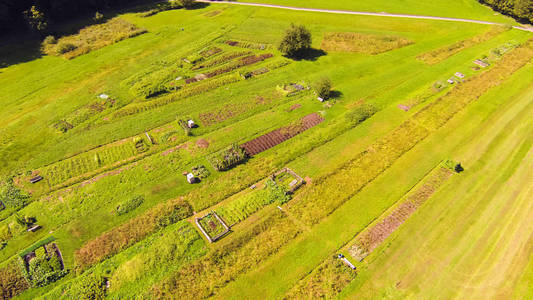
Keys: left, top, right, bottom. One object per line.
{"left": 0, "top": 0, "right": 163, "bottom": 36}
{"left": 478, "top": 0, "right": 533, "bottom": 23}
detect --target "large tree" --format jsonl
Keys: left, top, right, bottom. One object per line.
{"left": 278, "top": 24, "right": 312, "bottom": 58}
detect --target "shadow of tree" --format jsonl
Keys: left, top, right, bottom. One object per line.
{"left": 286, "top": 48, "right": 327, "bottom": 62}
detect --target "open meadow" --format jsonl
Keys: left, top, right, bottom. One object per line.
{"left": 0, "top": 0, "right": 532, "bottom": 299}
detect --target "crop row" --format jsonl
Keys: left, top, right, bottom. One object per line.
{"left": 289, "top": 39, "right": 533, "bottom": 226}
{"left": 191, "top": 51, "right": 252, "bottom": 70}
{"left": 204, "top": 53, "right": 274, "bottom": 78}
{"left": 224, "top": 40, "right": 272, "bottom": 50}
{"left": 40, "top": 141, "right": 140, "bottom": 187}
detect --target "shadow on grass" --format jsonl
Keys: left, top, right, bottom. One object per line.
{"left": 0, "top": 37, "right": 43, "bottom": 69}
{"left": 330, "top": 90, "right": 343, "bottom": 99}
{"left": 286, "top": 48, "right": 327, "bottom": 62}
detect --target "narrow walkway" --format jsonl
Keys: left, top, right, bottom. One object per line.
{"left": 197, "top": 0, "right": 533, "bottom": 32}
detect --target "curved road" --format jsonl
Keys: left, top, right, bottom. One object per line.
{"left": 198, "top": 0, "right": 533, "bottom": 32}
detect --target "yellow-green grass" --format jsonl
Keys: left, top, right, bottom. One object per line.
{"left": 212, "top": 48, "right": 533, "bottom": 299}
{"left": 231, "top": 0, "right": 517, "bottom": 23}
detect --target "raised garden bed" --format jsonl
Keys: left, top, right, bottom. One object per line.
{"left": 195, "top": 212, "right": 230, "bottom": 242}
{"left": 276, "top": 82, "right": 308, "bottom": 97}
{"left": 21, "top": 241, "right": 67, "bottom": 287}
{"left": 270, "top": 168, "right": 305, "bottom": 194}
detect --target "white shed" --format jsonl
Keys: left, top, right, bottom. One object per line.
{"left": 187, "top": 120, "right": 196, "bottom": 128}
{"left": 186, "top": 173, "right": 196, "bottom": 184}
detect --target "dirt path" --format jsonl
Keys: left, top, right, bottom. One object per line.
{"left": 197, "top": 0, "right": 533, "bottom": 32}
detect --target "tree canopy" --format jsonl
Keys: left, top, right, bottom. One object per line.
{"left": 479, "top": 0, "right": 533, "bottom": 23}
{"left": 278, "top": 24, "right": 312, "bottom": 58}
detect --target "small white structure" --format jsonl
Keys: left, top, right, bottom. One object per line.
{"left": 454, "top": 72, "right": 465, "bottom": 79}
{"left": 447, "top": 78, "right": 455, "bottom": 84}
{"left": 187, "top": 120, "right": 196, "bottom": 128}
{"left": 99, "top": 93, "right": 109, "bottom": 99}
{"left": 186, "top": 173, "right": 196, "bottom": 184}
{"left": 317, "top": 97, "right": 324, "bottom": 102}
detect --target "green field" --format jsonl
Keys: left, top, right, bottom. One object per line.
{"left": 0, "top": 0, "right": 532, "bottom": 299}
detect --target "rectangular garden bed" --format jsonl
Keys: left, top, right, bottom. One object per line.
{"left": 195, "top": 211, "right": 230, "bottom": 243}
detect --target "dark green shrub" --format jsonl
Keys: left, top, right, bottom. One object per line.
{"left": 345, "top": 103, "right": 378, "bottom": 127}
{"left": 208, "top": 144, "right": 248, "bottom": 171}
{"left": 56, "top": 42, "right": 77, "bottom": 54}
{"left": 0, "top": 178, "right": 30, "bottom": 210}
{"left": 191, "top": 165, "right": 210, "bottom": 179}
{"left": 116, "top": 195, "right": 144, "bottom": 216}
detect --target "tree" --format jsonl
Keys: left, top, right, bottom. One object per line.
{"left": 174, "top": 0, "right": 196, "bottom": 8}
{"left": 23, "top": 5, "right": 48, "bottom": 33}
{"left": 313, "top": 77, "right": 332, "bottom": 100}
{"left": 514, "top": 0, "right": 533, "bottom": 22}
{"left": 278, "top": 24, "right": 312, "bottom": 58}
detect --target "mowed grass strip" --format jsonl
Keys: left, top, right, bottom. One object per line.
{"left": 417, "top": 25, "right": 509, "bottom": 65}
{"left": 289, "top": 38, "right": 533, "bottom": 226}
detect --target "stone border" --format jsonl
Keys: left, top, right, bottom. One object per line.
{"left": 271, "top": 167, "right": 305, "bottom": 194}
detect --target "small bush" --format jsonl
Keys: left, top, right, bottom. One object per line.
{"left": 0, "top": 261, "right": 30, "bottom": 299}
{"left": 191, "top": 165, "right": 210, "bottom": 179}
{"left": 56, "top": 42, "right": 77, "bottom": 54}
{"left": 0, "top": 178, "right": 30, "bottom": 210}
{"left": 208, "top": 144, "right": 248, "bottom": 171}
{"left": 93, "top": 12, "right": 104, "bottom": 23}
{"left": 313, "top": 77, "right": 332, "bottom": 100}
{"left": 116, "top": 195, "right": 144, "bottom": 216}
{"left": 345, "top": 103, "right": 378, "bottom": 127}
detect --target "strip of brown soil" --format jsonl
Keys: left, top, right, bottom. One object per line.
{"left": 241, "top": 113, "right": 324, "bottom": 156}
{"left": 349, "top": 167, "right": 453, "bottom": 260}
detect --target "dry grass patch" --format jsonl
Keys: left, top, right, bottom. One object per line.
{"left": 284, "top": 256, "right": 356, "bottom": 299}
{"left": 321, "top": 32, "right": 413, "bottom": 54}
{"left": 417, "top": 25, "right": 509, "bottom": 65}
{"left": 42, "top": 18, "right": 147, "bottom": 59}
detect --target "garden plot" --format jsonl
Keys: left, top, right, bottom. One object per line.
{"left": 321, "top": 32, "right": 413, "bottom": 54}
{"left": 241, "top": 113, "right": 325, "bottom": 156}
{"left": 276, "top": 82, "right": 309, "bottom": 97}
{"left": 215, "top": 173, "right": 292, "bottom": 227}
{"left": 270, "top": 168, "right": 304, "bottom": 194}
{"left": 195, "top": 212, "right": 230, "bottom": 242}
{"left": 33, "top": 135, "right": 147, "bottom": 188}
{"left": 349, "top": 166, "right": 454, "bottom": 261}
{"left": 41, "top": 18, "right": 147, "bottom": 59}
{"left": 20, "top": 240, "right": 67, "bottom": 287}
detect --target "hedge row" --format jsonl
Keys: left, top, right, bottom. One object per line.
{"left": 75, "top": 199, "right": 193, "bottom": 270}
